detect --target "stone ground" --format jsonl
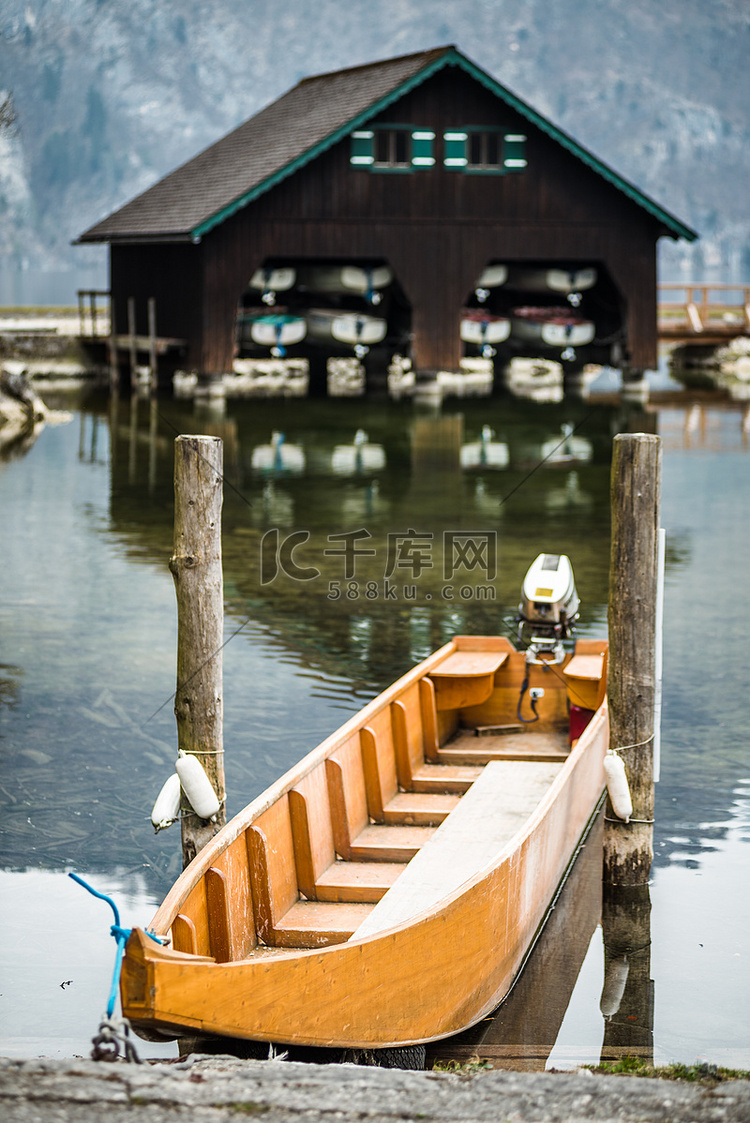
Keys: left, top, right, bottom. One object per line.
{"left": 2, "top": 1055, "right": 749, "bottom": 1123}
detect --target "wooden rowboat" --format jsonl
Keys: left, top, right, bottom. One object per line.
{"left": 121, "top": 633, "right": 608, "bottom": 1054}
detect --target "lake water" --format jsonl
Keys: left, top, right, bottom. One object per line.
{"left": 0, "top": 381, "right": 748, "bottom": 1067}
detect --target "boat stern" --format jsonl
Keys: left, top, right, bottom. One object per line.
{"left": 120, "top": 927, "right": 214, "bottom": 1040}
{"left": 120, "top": 928, "right": 156, "bottom": 1028}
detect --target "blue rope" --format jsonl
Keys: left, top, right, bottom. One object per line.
{"left": 68, "top": 873, "right": 131, "bottom": 1018}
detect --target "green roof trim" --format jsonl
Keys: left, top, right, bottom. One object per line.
{"left": 190, "top": 52, "right": 453, "bottom": 239}
{"left": 191, "top": 45, "right": 696, "bottom": 243}
{"left": 444, "top": 49, "right": 697, "bottom": 242}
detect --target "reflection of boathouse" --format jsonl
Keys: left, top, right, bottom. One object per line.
{"left": 78, "top": 46, "right": 696, "bottom": 388}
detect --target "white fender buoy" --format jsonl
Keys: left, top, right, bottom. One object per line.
{"left": 604, "top": 750, "right": 633, "bottom": 822}
{"left": 151, "top": 773, "right": 181, "bottom": 833}
{"left": 175, "top": 751, "right": 220, "bottom": 820}
{"left": 600, "top": 956, "right": 630, "bottom": 1018}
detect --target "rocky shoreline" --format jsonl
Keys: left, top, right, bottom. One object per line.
{"left": 1, "top": 1055, "right": 749, "bottom": 1123}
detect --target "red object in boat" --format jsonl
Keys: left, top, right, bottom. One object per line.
{"left": 569, "top": 703, "right": 596, "bottom": 745}
{"left": 512, "top": 306, "right": 588, "bottom": 326}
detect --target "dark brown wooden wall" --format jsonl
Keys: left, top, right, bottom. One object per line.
{"left": 115, "top": 66, "right": 665, "bottom": 374}
{"left": 111, "top": 242, "right": 204, "bottom": 358}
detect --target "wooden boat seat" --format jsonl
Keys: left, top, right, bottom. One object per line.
{"left": 388, "top": 677, "right": 488, "bottom": 792}
{"left": 435, "top": 729, "right": 570, "bottom": 765}
{"left": 326, "top": 736, "right": 436, "bottom": 862}
{"left": 428, "top": 649, "right": 508, "bottom": 711}
{"left": 246, "top": 795, "right": 373, "bottom": 948}
{"left": 361, "top": 700, "right": 461, "bottom": 825}
{"left": 289, "top": 764, "right": 406, "bottom": 903}
{"left": 353, "top": 759, "right": 563, "bottom": 940}
{"left": 563, "top": 648, "right": 608, "bottom": 712}
{"left": 409, "top": 762, "right": 483, "bottom": 792}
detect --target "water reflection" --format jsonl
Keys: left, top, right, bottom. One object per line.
{"left": 428, "top": 813, "right": 605, "bottom": 1070}
{"left": 0, "top": 387, "right": 748, "bottom": 1066}
{"left": 0, "top": 869, "right": 176, "bottom": 1059}
{"left": 105, "top": 393, "right": 616, "bottom": 691}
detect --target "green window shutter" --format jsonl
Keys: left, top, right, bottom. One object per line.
{"left": 503, "top": 134, "right": 527, "bottom": 170}
{"left": 350, "top": 131, "right": 374, "bottom": 166}
{"left": 443, "top": 131, "right": 468, "bottom": 168}
{"left": 411, "top": 130, "right": 435, "bottom": 167}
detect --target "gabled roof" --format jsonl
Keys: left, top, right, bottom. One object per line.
{"left": 78, "top": 45, "right": 697, "bottom": 245}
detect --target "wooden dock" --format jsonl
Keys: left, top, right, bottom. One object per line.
{"left": 77, "top": 290, "right": 186, "bottom": 390}
{"left": 658, "top": 283, "right": 750, "bottom": 344}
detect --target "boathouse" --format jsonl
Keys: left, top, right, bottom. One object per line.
{"left": 77, "top": 45, "right": 696, "bottom": 389}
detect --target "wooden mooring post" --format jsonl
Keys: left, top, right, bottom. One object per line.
{"left": 170, "top": 435, "right": 226, "bottom": 868}
{"left": 600, "top": 431, "right": 661, "bottom": 1064}
{"left": 605, "top": 431, "right": 661, "bottom": 884}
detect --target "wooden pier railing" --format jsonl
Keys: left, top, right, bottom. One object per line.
{"left": 77, "top": 289, "right": 110, "bottom": 338}
{"left": 658, "top": 284, "right": 750, "bottom": 342}
{"left": 77, "top": 290, "right": 185, "bottom": 390}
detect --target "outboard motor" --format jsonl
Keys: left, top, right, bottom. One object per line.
{"left": 515, "top": 552, "right": 579, "bottom": 724}
{"left": 517, "top": 552, "right": 579, "bottom": 665}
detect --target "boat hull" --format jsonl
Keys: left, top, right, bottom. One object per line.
{"left": 460, "top": 312, "right": 511, "bottom": 346}
{"left": 248, "top": 267, "right": 297, "bottom": 294}
{"left": 244, "top": 315, "right": 307, "bottom": 349}
{"left": 506, "top": 267, "right": 597, "bottom": 294}
{"left": 306, "top": 309, "right": 388, "bottom": 349}
{"left": 511, "top": 310, "right": 595, "bottom": 349}
{"left": 300, "top": 264, "right": 393, "bottom": 296}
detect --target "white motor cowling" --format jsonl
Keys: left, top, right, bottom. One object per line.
{"left": 518, "top": 553, "right": 579, "bottom": 662}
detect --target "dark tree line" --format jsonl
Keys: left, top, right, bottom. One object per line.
{"left": 0, "top": 92, "right": 17, "bottom": 133}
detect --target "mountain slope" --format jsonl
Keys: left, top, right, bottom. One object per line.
{"left": 0, "top": 0, "right": 747, "bottom": 284}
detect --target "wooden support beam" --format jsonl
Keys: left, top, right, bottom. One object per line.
{"left": 109, "top": 293, "right": 118, "bottom": 388}
{"left": 171, "top": 435, "right": 226, "bottom": 868}
{"left": 205, "top": 867, "right": 232, "bottom": 963}
{"left": 127, "top": 297, "right": 137, "bottom": 389}
{"left": 604, "top": 433, "right": 661, "bottom": 886}
{"left": 148, "top": 297, "right": 158, "bottom": 394}
{"left": 171, "top": 913, "right": 197, "bottom": 955}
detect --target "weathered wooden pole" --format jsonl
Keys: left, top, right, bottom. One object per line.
{"left": 127, "top": 297, "right": 137, "bottom": 390}
{"left": 148, "top": 297, "right": 158, "bottom": 394}
{"left": 604, "top": 431, "right": 661, "bottom": 884}
{"left": 600, "top": 884, "right": 654, "bottom": 1064}
{"left": 600, "top": 432, "right": 661, "bottom": 1063}
{"left": 108, "top": 292, "right": 119, "bottom": 388}
{"left": 170, "top": 435, "right": 226, "bottom": 868}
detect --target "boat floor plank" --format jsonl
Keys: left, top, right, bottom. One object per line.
{"left": 381, "top": 792, "right": 460, "bottom": 825}
{"left": 353, "top": 760, "right": 563, "bottom": 940}
{"left": 348, "top": 823, "right": 435, "bottom": 862}
{"left": 409, "top": 763, "right": 483, "bottom": 792}
{"left": 436, "top": 730, "right": 569, "bottom": 765}
{"left": 314, "top": 860, "right": 406, "bottom": 902}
